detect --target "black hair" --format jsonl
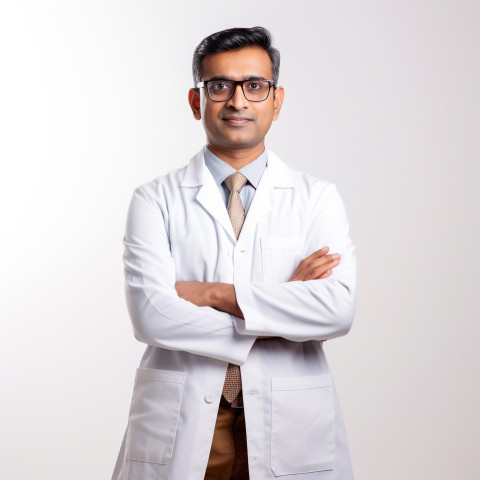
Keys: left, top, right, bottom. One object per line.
{"left": 192, "top": 26, "right": 280, "bottom": 87}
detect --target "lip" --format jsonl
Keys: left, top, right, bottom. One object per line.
{"left": 223, "top": 117, "right": 252, "bottom": 125}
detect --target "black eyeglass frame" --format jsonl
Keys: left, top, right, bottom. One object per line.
{"left": 195, "top": 79, "right": 276, "bottom": 102}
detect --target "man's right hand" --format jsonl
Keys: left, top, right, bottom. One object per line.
{"left": 288, "top": 246, "right": 340, "bottom": 282}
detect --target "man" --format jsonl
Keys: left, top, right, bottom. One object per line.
{"left": 112, "top": 26, "right": 357, "bottom": 480}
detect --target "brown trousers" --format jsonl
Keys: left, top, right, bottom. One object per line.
{"left": 204, "top": 405, "right": 249, "bottom": 480}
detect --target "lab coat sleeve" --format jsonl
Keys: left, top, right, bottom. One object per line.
{"left": 233, "top": 184, "right": 357, "bottom": 341}
{"left": 123, "top": 186, "right": 255, "bottom": 364}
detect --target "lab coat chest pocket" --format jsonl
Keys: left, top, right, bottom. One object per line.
{"left": 271, "top": 374, "right": 335, "bottom": 476}
{"left": 261, "top": 237, "right": 304, "bottom": 282}
{"left": 125, "top": 368, "right": 185, "bottom": 465}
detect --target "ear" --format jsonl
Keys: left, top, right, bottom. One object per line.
{"left": 188, "top": 88, "right": 202, "bottom": 120}
{"left": 272, "top": 86, "right": 284, "bottom": 121}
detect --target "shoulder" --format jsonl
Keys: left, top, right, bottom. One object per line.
{"left": 132, "top": 148, "right": 204, "bottom": 203}
{"left": 134, "top": 165, "right": 187, "bottom": 201}
{"left": 267, "top": 149, "right": 339, "bottom": 206}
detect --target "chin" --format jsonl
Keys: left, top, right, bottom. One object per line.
{"left": 224, "top": 130, "right": 258, "bottom": 143}
{"left": 226, "top": 136, "right": 258, "bottom": 147}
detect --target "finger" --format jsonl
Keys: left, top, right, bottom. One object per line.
{"left": 309, "top": 257, "right": 340, "bottom": 280}
{"left": 315, "top": 258, "right": 340, "bottom": 276}
{"left": 295, "top": 249, "right": 331, "bottom": 272}
{"left": 312, "top": 253, "right": 340, "bottom": 266}
{"left": 305, "top": 246, "right": 330, "bottom": 261}
{"left": 289, "top": 249, "right": 338, "bottom": 282}
{"left": 308, "top": 254, "right": 341, "bottom": 273}
{"left": 319, "top": 268, "right": 332, "bottom": 279}
{"left": 292, "top": 247, "right": 330, "bottom": 275}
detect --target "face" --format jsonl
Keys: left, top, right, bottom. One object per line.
{"left": 189, "top": 46, "right": 284, "bottom": 153}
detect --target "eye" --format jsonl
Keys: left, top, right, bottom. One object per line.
{"left": 246, "top": 82, "right": 261, "bottom": 90}
{"left": 244, "top": 81, "right": 269, "bottom": 93}
{"left": 210, "top": 81, "right": 232, "bottom": 90}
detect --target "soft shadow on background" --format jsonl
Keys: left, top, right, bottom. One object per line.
{"left": 1, "top": 1, "right": 479, "bottom": 479}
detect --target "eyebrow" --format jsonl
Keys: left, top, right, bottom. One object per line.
{"left": 205, "top": 75, "right": 268, "bottom": 81}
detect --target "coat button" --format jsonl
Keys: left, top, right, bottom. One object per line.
{"left": 204, "top": 393, "right": 215, "bottom": 404}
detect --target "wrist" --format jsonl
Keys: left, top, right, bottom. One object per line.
{"left": 208, "top": 283, "right": 241, "bottom": 317}
{"left": 207, "top": 282, "right": 224, "bottom": 310}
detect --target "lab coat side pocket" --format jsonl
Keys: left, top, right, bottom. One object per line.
{"left": 125, "top": 367, "right": 185, "bottom": 465}
{"left": 270, "top": 374, "right": 335, "bottom": 476}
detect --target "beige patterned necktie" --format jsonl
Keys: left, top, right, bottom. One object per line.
{"left": 222, "top": 172, "right": 248, "bottom": 403}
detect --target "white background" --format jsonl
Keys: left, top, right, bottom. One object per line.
{"left": 1, "top": 1, "right": 479, "bottom": 479}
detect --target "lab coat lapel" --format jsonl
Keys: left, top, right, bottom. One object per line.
{"left": 197, "top": 175, "right": 237, "bottom": 242}
{"left": 181, "top": 148, "right": 294, "bottom": 242}
{"left": 181, "top": 149, "right": 236, "bottom": 243}
{"left": 239, "top": 168, "right": 272, "bottom": 238}
{"left": 239, "top": 149, "right": 295, "bottom": 238}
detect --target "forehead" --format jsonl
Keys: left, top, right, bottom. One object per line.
{"left": 201, "top": 46, "right": 273, "bottom": 80}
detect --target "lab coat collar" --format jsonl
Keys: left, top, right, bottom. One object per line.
{"left": 181, "top": 147, "right": 294, "bottom": 188}
{"left": 180, "top": 147, "right": 294, "bottom": 242}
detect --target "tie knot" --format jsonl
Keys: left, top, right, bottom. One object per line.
{"left": 225, "top": 172, "right": 248, "bottom": 194}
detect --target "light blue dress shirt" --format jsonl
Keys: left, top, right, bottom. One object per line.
{"left": 203, "top": 145, "right": 268, "bottom": 215}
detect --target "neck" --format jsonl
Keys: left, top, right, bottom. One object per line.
{"left": 206, "top": 142, "right": 265, "bottom": 170}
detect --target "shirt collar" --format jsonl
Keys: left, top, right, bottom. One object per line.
{"left": 204, "top": 145, "right": 268, "bottom": 189}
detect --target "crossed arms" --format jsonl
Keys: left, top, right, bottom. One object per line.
{"left": 123, "top": 184, "right": 357, "bottom": 365}
{"left": 175, "top": 246, "right": 341, "bottom": 319}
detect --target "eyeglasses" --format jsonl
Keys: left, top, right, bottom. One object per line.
{"left": 195, "top": 79, "right": 276, "bottom": 102}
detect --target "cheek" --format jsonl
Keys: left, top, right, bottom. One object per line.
{"left": 200, "top": 95, "right": 219, "bottom": 119}
{"left": 203, "top": 104, "right": 222, "bottom": 123}
{"left": 201, "top": 110, "right": 217, "bottom": 132}
{"left": 258, "top": 109, "right": 274, "bottom": 129}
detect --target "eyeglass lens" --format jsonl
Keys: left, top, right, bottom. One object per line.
{"left": 207, "top": 80, "right": 271, "bottom": 101}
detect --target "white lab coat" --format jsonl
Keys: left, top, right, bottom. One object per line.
{"left": 112, "top": 147, "right": 357, "bottom": 480}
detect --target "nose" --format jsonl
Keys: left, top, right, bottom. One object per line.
{"left": 225, "top": 83, "right": 249, "bottom": 109}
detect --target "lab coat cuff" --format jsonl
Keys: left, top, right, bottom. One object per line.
{"left": 227, "top": 324, "right": 257, "bottom": 364}
{"left": 233, "top": 281, "right": 264, "bottom": 335}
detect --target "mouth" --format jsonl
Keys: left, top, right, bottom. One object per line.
{"left": 223, "top": 117, "right": 253, "bottom": 126}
